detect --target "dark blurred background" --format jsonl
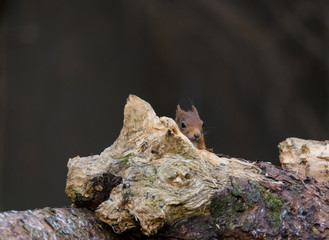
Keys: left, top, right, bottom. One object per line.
{"left": 0, "top": 1, "right": 328, "bottom": 211}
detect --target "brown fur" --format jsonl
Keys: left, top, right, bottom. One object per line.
{"left": 175, "top": 105, "right": 206, "bottom": 150}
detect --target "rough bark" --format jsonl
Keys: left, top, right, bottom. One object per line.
{"left": 279, "top": 137, "right": 329, "bottom": 181}
{"left": 63, "top": 95, "right": 329, "bottom": 239}
{"left": 1, "top": 95, "right": 328, "bottom": 239}
{"left": 0, "top": 207, "right": 121, "bottom": 240}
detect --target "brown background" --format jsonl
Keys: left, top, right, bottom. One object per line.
{"left": 0, "top": 1, "right": 328, "bottom": 211}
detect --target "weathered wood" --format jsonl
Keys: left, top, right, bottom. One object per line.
{"left": 279, "top": 137, "right": 329, "bottom": 181}
{"left": 1, "top": 95, "right": 329, "bottom": 239}
{"left": 0, "top": 207, "right": 120, "bottom": 240}
{"left": 64, "top": 95, "right": 329, "bottom": 239}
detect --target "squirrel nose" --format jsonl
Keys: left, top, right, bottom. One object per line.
{"left": 194, "top": 133, "right": 200, "bottom": 139}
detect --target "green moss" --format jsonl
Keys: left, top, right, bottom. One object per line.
{"left": 210, "top": 193, "right": 233, "bottom": 218}
{"left": 246, "top": 183, "right": 262, "bottom": 204}
{"left": 258, "top": 187, "right": 284, "bottom": 227}
{"left": 268, "top": 211, "right": 281, "bottom": 227}
{"left": 210, "top": 182, "right": 285, "bottom": 229}
{"left": 259, "top": 188, "right": 283, "bottom": 210}
{"left": 231, "top": 180, "right": 242, "bottom": 197}
{"left": 312, "top": 227, "right": 319, "bottom": 234}
{"left": 241, "top": 219, "right": 255, "bottom": 232}
{"left": 210, "top": 191, "right": 248, "bottom": 228}
{"left": 118, "top": 153, "right": 135, "bottom": 167}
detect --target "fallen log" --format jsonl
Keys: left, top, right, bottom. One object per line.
{"left": 279, "top": 137, "right": 329, "bottom": 181}
{"left": 1, "top": 95, "right": 329, "bottom": 239}
{"left": 64, "top": 95, "right": 329, "bottom": 239}
{"left": 0, "top": 207, "right": 120, "bottom": 239}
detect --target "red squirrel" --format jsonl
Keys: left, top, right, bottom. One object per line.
{"left": 175, "top": 105, "right": 206, "bottom": 150}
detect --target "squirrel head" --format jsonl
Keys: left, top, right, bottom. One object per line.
{"left": 175, "top": 104, "right": 204, "bottom": 143}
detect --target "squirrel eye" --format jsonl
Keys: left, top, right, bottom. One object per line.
{"left": 181, "top": 122, "right": 186, "bottom": 128}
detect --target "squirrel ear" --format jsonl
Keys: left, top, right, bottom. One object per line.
{"left": 176, "top": 105, "right": 183, "bottom": 121}
{"left": 176, "top": 105, "right": 183, "bottom": 113}
{"left": 192, "top": 105, "right": 199, "bottom": 115}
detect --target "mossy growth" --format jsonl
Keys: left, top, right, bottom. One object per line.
{"left": 210, "top": 180, "right": 285, "bottom": 229}
{"left": 231, "top": 181, "right": 243, "bottom": 197}
{"left": 118, "top": 153, "right": 135, "bottom": 167}
{"left": 257, "top": 186, "right": 284, "bottom": 228}
{"left": 312, "top": 227, "right": 319, "bottom": 235}
{"left": 210, "top": 193, "right": 233, "bottom": 219}
{"left": 210, "top": 182, "right": 249, "bottom": 225}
